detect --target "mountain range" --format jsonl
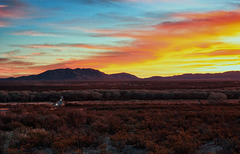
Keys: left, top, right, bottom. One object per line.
{"left": 3, "top": 68, "right": 240, "bottom": 81}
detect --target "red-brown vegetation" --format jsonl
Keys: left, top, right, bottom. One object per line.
{"left": 0, "top": 89, "right": 239, "bottom": 103}
{"left": 0, "top": 102, "right": 240, "bottom": 153}
{"left": 0, "top": 80, "right": 239, "bottom": 91}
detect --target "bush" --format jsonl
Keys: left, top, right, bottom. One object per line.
{"left": 132, "top": 91, "right": 146, "bottom": 100}
{"left": 88, "top": 91, "right": 103, "bottom": 100}
{"left": 207, "top": 93, "right": 227, "bottom": 104}
{"left": 27, "top": 128, "right": 52, "bottom": 148}
{"left": 63, "top": 110, "right": 86, "bottom": 128}
{"left": 121, "top": 91, "right": 132, "bottom": 100}
{"left": 154, "top": 91, "right": 174, "bottom": 100}
{"left": 0, "top": 91, "right": 9, "bottom": 102}
{"left": 0, "top": 89, "right": 236, "bottom": 102}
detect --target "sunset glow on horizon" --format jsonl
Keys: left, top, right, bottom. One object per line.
{"left": 0, "top": 0, "right": 240, "bottom": 78}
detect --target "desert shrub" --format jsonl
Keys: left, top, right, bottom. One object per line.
{"left": 154, "top": 91, "right": 174, "bottom": 100}
{"left": 19, "top": 91, "right": 31, "bottom": 102}
{"left": 52, "top": 136, "right": 78, "bottom": 152}
{"left": 7, "top": 127, "right": 30, "bottom": 149}
{"left": 145, "top": 91, "right": 155, "bottom": 100}
{"left": 102, "top": 90, "right": 121, "bottom": 100}
{"left": 230, "top": 90, "right": 240, "bottom": 99}
{"left": 63, "top": 110, "right": 86, "bottom": 128}
{"left": 61, "top": 91, "right": 81, "bottom": 101}
{"left": 98, "top": 115, "right": 125, "bottom": 134}
{"left": 172, "top": 91, "right": 208, "bottom": 100}
{"left": 91, "top": 117, "right": 109, "bottom": 133}
{"left": 110, "top": 91, "right": 121, "bottom": 100}
{"left": 36, "top": 91, "right": 63, "bottom": 102}
{"left": 193, "top": 92, "right": 209, "bottom": 99}
{"left": 36, "top": 114, "right": 62, "bottom": 131}
{"left": 26, "top": 128, "right": 52, "bottom": 148}
{"left": 0, "top": 91, "right": 9, "bottom": 102}
{"left": 121, "top": 90, "right": 132, "bottom": 100}
{"left": 7, "top": 91, "right": 21, "bottom": 102}
{"left": 5, "top": 121, "right": 24, "bottom": 131}
{"left": 61, "top": 90, "right": 102, "bottom": 101}
{"left": 34, "top": 91, "right": 50, "bottom": 102}
{"left": 47, "top": 91, "right": 61, "bottom": 102}
{"left": 224, "top": 91, "right": 235, "bottom": 99}
{"left": 132, "top": 91, "right": 147, "bottom": 100}
{"left": 172, "top": 92, "right": 189, "bottom": 99}
{"left": 88, "top": 91, "right": 103, "bottom": 100}
{"left": 19, "top": 114, "right": 38, "bottom": 128}
{"left": 28, "top": 94, "right": 35, "bottom": 101}
{"left": 207, "top": 92, "right": 227, "bottom": 104}
{"left": 9, "top": 128, "right": 52, "bottom": 150}
{"left": 110, "top": 131, "right": 128, "bottom": 150}
{"left": 0, "top": 131, "right": 9, "bottom": 151}
{"left": 0, "top": 113, "right": 17, "bottom": 125}
{"left": 67, "top": 91, "right": 84, "bottom": 101}
{"left": 9, "top": 105, "right": 25, "bottom": 114}
{"left": 75, "top": 91, "right": 88, "bottom": 101}
{"left": 80, "top": 133, "right": 98, "bottom": 147}
{"left": 10, "top": 91, "right": 30, "bottom": 102}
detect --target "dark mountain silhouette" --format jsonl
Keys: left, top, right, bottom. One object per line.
{"left": 109, "top": 73, "right": 139, "bottom": 80}
{"left": 2, "top": 68, "right": 240, "bottom": 81}
{"left": 10, "top": 68, "right": 110, "bottom": 81}
{"left": 144, "top": 71, "right": 240, "bottom": 80}
{"left": 144, "top": 76, "right": 165, "bottom": 80}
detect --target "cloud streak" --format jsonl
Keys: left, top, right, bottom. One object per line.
{"left": 0, "top": 0, "right": 28, "bottom": 27}
{"left": 14, "top": 43, "right": 115, "bottom": 50}
{"left": 12, "top": 30, "right": 61, "bottom": 37}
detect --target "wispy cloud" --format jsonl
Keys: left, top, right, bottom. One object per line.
{"left": 12, "top": 30, "right": 61, "bottom": 37}
{"left": 1, "top": 0, "right": 28, "bottom": 17}
{"left": 1, "top": 49, "right": 46, "bottom": 60}
{"left": 14, "top": 43, "right": 115, "bottom": 50}
{"left": 0, "top": 57, "right": 34, "bottom": 66}
{"left": 2, "top": 50, "right": 20, "bottom": 56}
{"left": 0, "top": 21, "right": 8, "bottom": 27}
{"left": 0, "top": 57, "right": 36, "bottom": 78}
{"left": 0, "top": 5, "right": 8, "bottom": 8}
{"left": 0, "top": 0, "right": 28, "bottom": 27}
{"left": 71, "top": 0, "right": 187, "bottom": 4}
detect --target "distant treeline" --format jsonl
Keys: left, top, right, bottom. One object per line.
{"left": 0, "top": 90, "right": 239, "bottom": 102}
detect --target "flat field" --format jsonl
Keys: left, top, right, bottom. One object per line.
{"left": 0, "top": 80, "right": 239, "bottom": 91}
{"left": 0, "top": 80, "right": 240, "bottom": 153}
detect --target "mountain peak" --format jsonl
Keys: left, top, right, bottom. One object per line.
{"left": 13, "top": 68, "right": 108, "bottom": 81}
{"left": 8, "top": 68, "right": 139, "bottom": 81}
{"left": 109, "top": 72, "right": 139, "bottom": 80}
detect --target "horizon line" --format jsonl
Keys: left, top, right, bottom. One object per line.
{"left": 1, "top": 67, "right": 240, "bottom": 79}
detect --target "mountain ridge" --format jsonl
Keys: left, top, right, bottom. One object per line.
{"left": 2, "top": 68, "right": 240, "bottom": 81}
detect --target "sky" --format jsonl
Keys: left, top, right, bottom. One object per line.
{"left": 0, "top": 0, "right": 240, "bottom": 78}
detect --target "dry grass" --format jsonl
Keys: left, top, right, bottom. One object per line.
{"left": 0, "top": 101, "right": 240, "bottom": 153}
